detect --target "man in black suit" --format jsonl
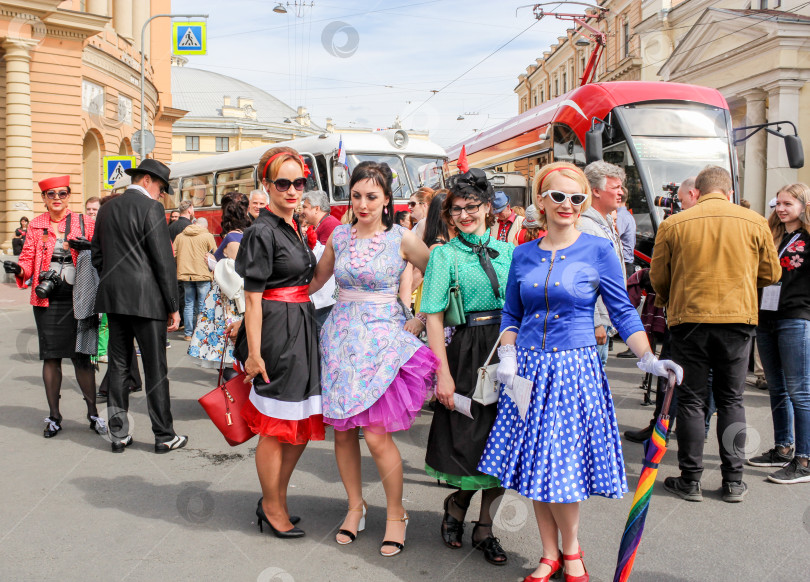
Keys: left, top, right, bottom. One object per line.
{"left": 92, "top": 159, "right": 188, "bottom": 454}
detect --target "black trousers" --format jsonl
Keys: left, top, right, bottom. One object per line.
{"left": 669, "top": 323, "right": 754, "bottom": 482}
{"left": 107, "top": 313, "right": 175, "bottom": 443}
{"left": 99, "top": 346, "right": 141, "bottom": 394}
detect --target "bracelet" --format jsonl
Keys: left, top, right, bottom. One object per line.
{"left": 415, "top": 312, "right": 427, "bottom": 325}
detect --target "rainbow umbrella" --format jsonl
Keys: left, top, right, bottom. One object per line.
{"left": 614, "top": 373, "right": 677, "bottom": 582}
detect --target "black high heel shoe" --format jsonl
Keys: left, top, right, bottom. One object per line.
{"left": 43, "top": 417, "right": 61, "bottom": 438}
{"left": 441, "top": 492, "right": 468, "bottom": 549}
{"left": 256, "top": 501, "right": 305, "bottom": 538}
{"left": 257, "top": 497, "right": 300, "bottom": 525}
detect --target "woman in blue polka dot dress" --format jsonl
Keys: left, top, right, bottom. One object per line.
{"left": 477, "top": 162, "right": 682, "bottom": 582}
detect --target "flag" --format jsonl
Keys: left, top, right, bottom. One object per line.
{"left": 457, "top": 145, "right": 469, "bottom": 173}
{"left": 337, "top": 135, "right": 348, "bottom": 170}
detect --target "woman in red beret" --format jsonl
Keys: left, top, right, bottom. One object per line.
{"left": 3, "top": 176, "right": 106, "bottom": 438}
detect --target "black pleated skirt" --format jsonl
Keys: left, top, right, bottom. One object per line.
{"left": 425, "top": 322, "right": 501, "bottom": 480}
{"left": 33, "top": 283, "right": 79, "bottom": 360}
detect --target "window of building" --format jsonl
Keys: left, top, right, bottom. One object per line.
{"left": 562, "top": 72, "right": 567, "bottom": 93}
{"left": 540, "top": 89, "right": 544, "bottom": 103}
{"left": 533, "top": 90, "right": 537, "bottom": 107}
{"left": 117, "top": 95, "right": 132, "bottom": 125}
{"left": 554, "top": 78, "right": 559, "bottom": 97}
{"left": 216, "top": 137, "right": 229, "bottom": 152}
{"left": 82, "top": 80, "right": 104, "bottom": 116}
{"left": 623, "top": 21, "right": 630, "bottom": 58}
{"left": 186, "top": 136, "right": 200, "bottom": 151}
{"left": 760, "top": 0, "right": 768, "bottom": 8}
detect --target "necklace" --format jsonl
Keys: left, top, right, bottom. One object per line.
{"left": 349, "top": 228, "right": 384, "bottom": 269}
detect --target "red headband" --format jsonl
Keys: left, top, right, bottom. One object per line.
{"left": 262, "top": 152, "right": 312, "bottom": 181}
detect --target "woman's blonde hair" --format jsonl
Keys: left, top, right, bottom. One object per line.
{"left": 768, "top": 182, "right": 810, "bottom": 244}
{"left": 532, "top": 162, "right": 592, "bottom": 230}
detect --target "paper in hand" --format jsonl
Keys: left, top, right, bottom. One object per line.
{"left": 453, "top": 394, "right": 474, "bottom": 419}
{"left": 509, "top": 375, "right": 533, "bottom": 421}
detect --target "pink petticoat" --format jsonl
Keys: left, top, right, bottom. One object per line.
{"left": 325, "top": 345, "right": 438, "bottom": 434}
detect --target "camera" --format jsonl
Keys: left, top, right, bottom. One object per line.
{"left": 653, "top": 182, "right": 681, "bottom": 215}
{"left": 35, "top": 270, "right": 62, "bottom": 299}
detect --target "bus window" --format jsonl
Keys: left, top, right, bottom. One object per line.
{"left": 552, "top": 125, "right": 586, "bottom": 167}
{"left": 215, "top": 167, "right": 255, "bottom": 202}
{"left": 346, "top": 153, "right": 414, "bottom": 199}
{"left": 405, "top": 156, "right": 444, "bottom": 190}
{"left": 181, "top": 174, "right": 214, "bottom": 207}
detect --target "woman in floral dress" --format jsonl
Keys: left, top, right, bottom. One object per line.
{"left": 310, "top": 161, "right": 438, "bottom": 557}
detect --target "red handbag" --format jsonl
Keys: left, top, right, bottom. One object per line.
{"left": 198, "top": 339, "right": 256, "bottom": 446}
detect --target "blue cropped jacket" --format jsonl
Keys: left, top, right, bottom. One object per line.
{"left": 501, "top": 233, "right": 644, "bottom": 353}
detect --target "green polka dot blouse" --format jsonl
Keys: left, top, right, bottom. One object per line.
{"left": 421, "top": 232, "right": 514, "bottom": 314}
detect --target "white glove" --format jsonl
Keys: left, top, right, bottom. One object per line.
{"left": 637, "top": 352, "right": 684, "bottom": 385}
{"left": 496, "top": 344, "right": 517, "bottom": 389}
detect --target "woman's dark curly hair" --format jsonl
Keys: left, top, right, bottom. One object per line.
{"left": 349, "top": 161, "right": 395, "bottom": 231}
{"left": 220, "top": 191, "right": 250, "bottom": 235}
{"left": 442, "top": 168, "right": 495, "bottom": 228}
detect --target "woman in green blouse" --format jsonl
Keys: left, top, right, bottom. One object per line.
{"left": 421, "top": 169, "right": 514, "bottom": 566}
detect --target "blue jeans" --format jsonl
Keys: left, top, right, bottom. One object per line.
{"left": 596, "top": 326, "right": 613, "bottom": 365}
{"left": 183, "top": 281, "right": 211, "bottom": 337}
{"left": 756, "top": 318, "right": 810, "bottom": 458}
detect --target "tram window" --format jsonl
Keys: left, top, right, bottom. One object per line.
{"left": 602, "top": 123, "right": 654, "bottom": 241}
{"left": 215, "top": 167, "right": 254, "bottom": 203}
{"left": 552, "top": 125, "right": 586, "bottom": 167}
{"left": 181, "top": 173, "right": 214, "bottom": 208}
{"left": 405, "top": 156, "right": 444, "bottom": 190}
{"left": 162, "top": 179, "right": 180, "bottom": 210}
{"left": 314, "top": 154, "right": 329, "bottom": 192}
{"left": 300, "top": 154, "right": 320, "bottom": 193}
{"left": 346, "top": 153, "right": 414, "bottom": 199}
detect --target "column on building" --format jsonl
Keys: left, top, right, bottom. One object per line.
{"left": 86, "top": 0, "right": 108, "bottom": 16}
{"left": 741, "top": 89, "right": 767, "bottom": 214}
{"left": 113, "top": 0, "right": 134, "bottom": 41}
{"left": 132, "top": 0, "right": 150, "bottom": 57}
{"left": 764, "top": 80, "right": 802, "bottom": 199}
{"left": 2, "top": 38, "right": 38, "bottom": 248}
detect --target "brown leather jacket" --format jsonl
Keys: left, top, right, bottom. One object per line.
{"left": 650, "top": 192, "right": 781, "bottom": 326}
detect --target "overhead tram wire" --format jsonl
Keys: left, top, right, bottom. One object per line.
{"left": 401, "top": 19, "right": 540, "bottom": 124}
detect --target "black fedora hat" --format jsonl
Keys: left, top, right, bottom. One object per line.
{"left": 125, "top": 159, "right": 173, "bottom": 194}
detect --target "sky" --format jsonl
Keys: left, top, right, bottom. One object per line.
{"left": 171, "top": 0, "right": 575, "bottom": 148}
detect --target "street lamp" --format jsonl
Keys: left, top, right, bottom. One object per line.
{"left": 139, "top": 13, "right": 209, "bottom": 161}
{"left": 273, "top": 3, "right": 288, "bottom": 13}
{"left": 575, "top": 38, "right": 590, "bottom": 47}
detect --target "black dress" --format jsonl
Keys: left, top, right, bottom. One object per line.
{"left": 233, "top": 209, "right": 324, "bottom": 443}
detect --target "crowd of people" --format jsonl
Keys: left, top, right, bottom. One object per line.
{"left": 5, "top": 142, "right": 810, "bottom": 582}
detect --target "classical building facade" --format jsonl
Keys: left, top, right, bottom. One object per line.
{"left": 637, "top": 0, "right": 810, "bottom": 213}
{"left": 0, "top": 0, "right": 179, "bottom": 249}
{"left": 170, "top": 58, "right": 323, "bottom": 163}
{"left": 515, "top": 0, "right": 643, "bottom": 114}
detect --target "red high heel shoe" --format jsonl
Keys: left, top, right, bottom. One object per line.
{"left": 523, "top": 550, "right": 563, "bottom": 582}
{"left": 563, "top": 547, "right": 588, "bottom": 582}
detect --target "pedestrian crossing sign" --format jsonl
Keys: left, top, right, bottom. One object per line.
{"left": 103, "top": 155, "right": 136, "bottom": 189}
{"left": 172, "top": 22, "right": 207, "bottom": 55}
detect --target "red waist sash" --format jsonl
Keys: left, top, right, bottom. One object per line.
{"left": 262, "top": 285, "right": 310, "bottom": 303}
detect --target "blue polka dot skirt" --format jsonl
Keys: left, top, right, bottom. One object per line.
{"left": 477, "top": 345, "right": 628, "bottom": 503}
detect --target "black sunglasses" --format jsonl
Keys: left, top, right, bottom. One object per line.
{"left": 44, "top": 190, "right": 69, "bottom": 200}
{"left": 270, "top": 178, "right": 307, "bottom": 192}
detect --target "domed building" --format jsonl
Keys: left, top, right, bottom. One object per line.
{"left": 171, "top": 58, "right": 324, "bottom": 162}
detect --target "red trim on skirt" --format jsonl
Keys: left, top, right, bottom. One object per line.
{"left": 241, "top": 398, "right": 325, "bottom": 444}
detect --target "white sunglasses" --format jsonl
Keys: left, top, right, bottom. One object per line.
{"left": 541, "top": 190, "right": 589, "bottom": 206}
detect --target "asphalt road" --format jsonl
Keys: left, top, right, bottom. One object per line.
{"left": 1, "top": 282, "right": 808, "bottom": 582}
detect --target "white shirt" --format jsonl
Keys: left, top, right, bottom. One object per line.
{"left": 129, "top": 184, "right": 153, "bottom": 199}
{"left": 311, "top": 242, "right": 336, "bottom": 309}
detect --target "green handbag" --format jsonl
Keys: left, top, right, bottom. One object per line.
{"left": 443, "top": 248, "right": 465, "bottom": 327}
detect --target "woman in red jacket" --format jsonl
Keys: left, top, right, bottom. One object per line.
{"left": 3, "top": 176, "right": 105, "bottom": 438}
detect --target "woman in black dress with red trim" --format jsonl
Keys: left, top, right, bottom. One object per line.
{"left": 234, "top": 146, "right": 324, "bottom": 538}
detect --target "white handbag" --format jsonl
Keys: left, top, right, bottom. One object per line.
{"left": 472, "top": 326, "right": 518, "bottom": 406}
